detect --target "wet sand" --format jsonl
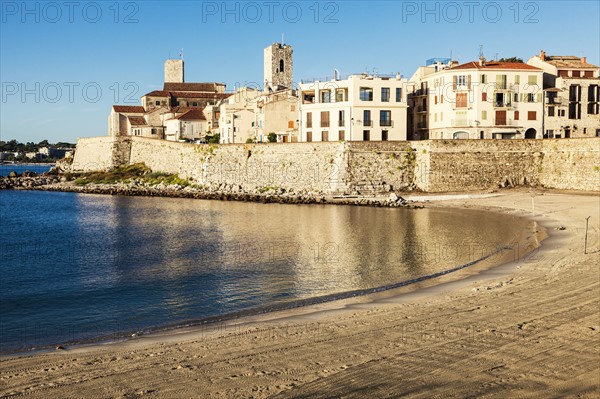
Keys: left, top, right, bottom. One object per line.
{"left": 1, "top": 189, "right": 598, "bottom": 398}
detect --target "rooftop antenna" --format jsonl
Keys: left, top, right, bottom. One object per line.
{"left": 281, "top": 33, "right": 284, "bottom": 45}
{"left": 479, "top": 45, "right": 484, "bottom": 59}
{"left": 180, "top": 48, "right": 184, "bottom": 60}
{"left": 495, "top": 52, "right": 499, "bottom": 61}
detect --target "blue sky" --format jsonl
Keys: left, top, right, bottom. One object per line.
{"left": 1, "top": 0, "right": 599, "bottom": 143}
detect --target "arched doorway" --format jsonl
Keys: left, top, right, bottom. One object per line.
{"left": 453, "top": 131, "right": 469, "bottom": 139}
{"left": 525, "top": 128, "right": 537, "bottom": 139}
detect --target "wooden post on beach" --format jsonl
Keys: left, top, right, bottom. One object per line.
{"left": 531, "top": 194, "right": 535, "bottom": 217}
{"left": 584, "top": 216, "right": 591, "bottom": 254}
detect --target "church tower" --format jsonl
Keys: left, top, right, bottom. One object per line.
{"left": 164, "top": 59, "right": 184, "bottom": 83}
{"left": 264, "top": 43, "right": 293, "bottom": 92}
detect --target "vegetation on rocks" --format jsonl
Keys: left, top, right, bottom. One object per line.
{"left": 73, "top": 163, "right": 190, "bottom": 187}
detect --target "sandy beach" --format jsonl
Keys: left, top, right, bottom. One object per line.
{"left": 1, "top": 189, "right": 598, "bottom": 398}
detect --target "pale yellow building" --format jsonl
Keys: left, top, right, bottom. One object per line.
{"left": 409, "top": 58, "right": 544, "bottom": 140}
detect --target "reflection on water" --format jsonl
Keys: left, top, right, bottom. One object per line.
{"left": 0, "top": 191, "right": 532, "bottom": 352}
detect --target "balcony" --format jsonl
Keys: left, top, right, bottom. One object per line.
{"left": 546, "top": 97, "right": 562, "bottom": 105}
{"left": 338, "top": 120, "right": 345, "bottom": 127}
{"left": 380, "top": 120, "right": 394, "bottom": 127}
{"left": 363, "top": 120, "right": 373, "bottom": 127}
{"left": 493, "top": 118, "right": 519, "bottom": 126}
{"left": 451, "top": 119, "right": 473, "bottom": 127}
{"left": 414, "top": 88, "right": 429, "bottom": 97}
{"left": 320, "top": 121, "right": 330, "bottom": 128}
{"left": 416, "top": 105, "right": 427, "bottom": 113}
{"left": 417, "top": 121, "right": 428, "bottom": 129}
{"left": 494, "top": 101, "right": 513, "bottom": 109}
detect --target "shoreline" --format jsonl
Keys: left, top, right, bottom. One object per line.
{"left": 1, "top": 206, "right": 537, "bottom": 357}
{"left": 1, "top": 190, "right": 598, "bottom": 398}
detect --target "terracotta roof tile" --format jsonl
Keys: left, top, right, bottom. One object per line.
{"left": 544, "top": 56, "right": 599, "bottom": 69}
{"left": 171, "top": 109, "right": 206, "bottom": 121}
{"left": 450, "top": 61, "right": 541, "bottom": 71}
{"left": 142, "top": 91, "right": 231, "bottom": 99}
{"left": 127, "top": 116, "right": 147, "bottom": 126}
{"left": 163, "top": 82, "right": 226, "bottom": 92}
{"left": 112, "top": 105, "right": 144, "bottom": 113}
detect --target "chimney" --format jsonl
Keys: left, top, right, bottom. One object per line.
{"left": 539, "top": 50, "right": 546, "bottom": 61}
{"left": 479, "top": 57, "right": 486, "bottom": 66}
{"left": 582, "top": 56, "right": 587, "bottom": 64}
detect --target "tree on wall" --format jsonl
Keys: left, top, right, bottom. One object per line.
{"left": 498, "top": 57, "right": 524, "bottom": 63}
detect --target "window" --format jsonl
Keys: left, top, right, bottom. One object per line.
{"left": 336, "top": 89, "right": 346, "bottom": 102}
{"left": 320, "top": 90, "right": 331, "bottom": 103}
{"left": 481, "top": 110, "right": 487, "bottom": 120}
{"left": 456, "top": 93, "right": 467, "bottom": 108}
{"left": 514, "top": 75, "right": 520, "bottom": 85}
{"left": 363, "top": 130, "right": 370, "bottom": 141}
{"left": 457, "top": 75, "right": 468, "bottom": 87}
{"left": 548, "top": 106, "right": 555, "bottom": 117}
{"left": 395, "top": 87, "right": 402, "bottom": 102}
{"left": 306, "top": 131, "right": 312, "bottom": 142}
{"left": 481, "top": 74, "right": 487, "bottom": 84}
{"left": 306, "top": 112, "right": 312, "bottom": 128}
{"left": 363, "top": 110, "right": 371, "bottom": 126}
{"left": 527, "top": 75, "right": 538, "bottom": 85}
{"left": 279, "top": 59, "right": 284, "bottom": 73}
{"left": 527, "top": 111, "right": 536, "bottom": 120}
{"left": 360, "top": 87, "right": 373, "bottom": 101}
{"left": 435, "top": 96, "right": 438, "bottom": 104}
{"left": 572, "top": 70, "right": 581, "bottom": 78}
{"left": 338, "top": 110, "right": 345, "bottom": 127}
{"left": 496, "top": 74, "right": 507, "bottom": 90}
{"left": 381, "top": 87, "right": 390, "bottom": 102}
{"left": 380, "top": 110, "right": 391, "bottom": 126}
{"left": 558, "top": 109, "right": 566, "bottom": 117}
{"left": 589, "top": 85, "right": 598, "bottom": 102}
{"left": 339, "top": 130, "right": 345, "bottom": 141}
{"left": 151, "top": 128, "right": 157, "bottom": 135}
{"left": 288, "top": 120, "right": 294, "bottom": 129}
{"left": 290, "top": 105, "right": 295, "bottom": 111}
{"left": 514, "top": 111, "right": 519, "bottom": 120}
{"left": 569, "top": 85, "right": 581, "bottom": 102}
{"left": 382, "top": 130, "right": 388, "bottom": 141}
{"left": 192, "top": 102, "right": 198, "bottom": 106}
{"left": 526, "top": 93, "right": 535, "bottom": 102}
{"left": 320, "top": 111, "right": 330, "bottom": 127}
{"left": 569, "top": 103, "right": 581, "bottom": 119}
{"left": 482, "top": 92, "right": 487, "bottom": 102}
{"left": 514, "top": 93, "right": 519, "bottom": 103}
{"left": 322, "top": 131, "right": 329, "bottom": 142}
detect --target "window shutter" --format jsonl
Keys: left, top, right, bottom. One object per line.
{"left": 537, "top": 93, "right": 542, "bottom": 102}
{"left": 453, "top": 76, "right": 457, "bottom": 90}
{"left": 468, "top": 75, "right": 471, "bottom": 90}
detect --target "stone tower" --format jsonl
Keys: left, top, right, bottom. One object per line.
{"left": 264, "top": 43, "right": 293, "bottom": 92}
{"left": 165, "top": 59, "right": 184, "bottom": 83}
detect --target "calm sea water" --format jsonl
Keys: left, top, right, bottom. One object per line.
{"left": 0, "top": 190, "right": 532, "bottom": 353}
{"left": 0, "top": 164, "right": 53, "bottom": 176}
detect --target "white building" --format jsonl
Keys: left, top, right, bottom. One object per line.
{"left": 409, "top": 58, "right": 545, "bottom": 140}
{"left": 164, "top": 109, "right": 208, "bottom": 142}
{"left": 298, "top": 74, "right": 408, "bottom": 142}
{"left": 219, "top": 87, "right": 260, "bottom": 144}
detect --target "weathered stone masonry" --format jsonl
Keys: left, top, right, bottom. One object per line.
{"left": 72, "top": 137, "right": 600, "bottom": 193}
